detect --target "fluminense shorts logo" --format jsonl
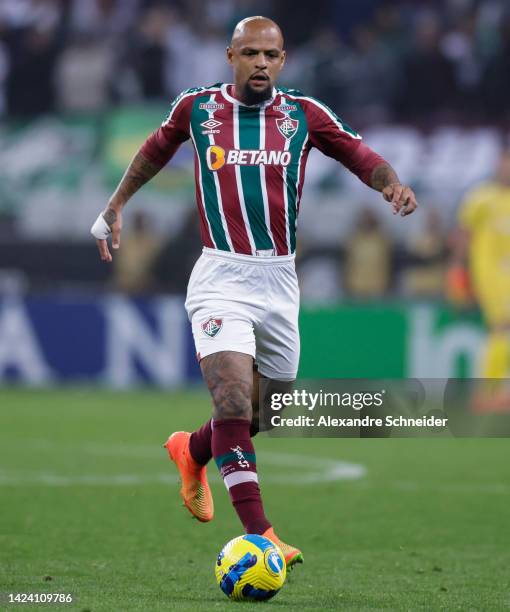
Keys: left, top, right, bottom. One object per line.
{"left": 199, "top": 102, "right": 224, "bottom": 111}
{"left": 206, "top": 145, "right": 291, "bottom": 171}
{"left": 202, "top": 317, "right": 223, "bottom": 337}
{"left": 276, "top": 117, "right": 299, "bottom": 139}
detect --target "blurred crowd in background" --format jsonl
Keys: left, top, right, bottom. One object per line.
{"left": 1, "top": 0, "right": 509, "bottom": 303}
{"left": 2, "top": 0, "right": 510, "bottom": 121}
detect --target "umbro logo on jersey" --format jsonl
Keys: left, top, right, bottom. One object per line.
{"left": 201, "top": 118, "right": 222, "bottom": 130}
{"left": 200, "top": 118, "right": 222, "bottom": 134}
{"left": 276, "top": 117, "right": 299, "bottom": 139}
{"left": 206, "top": 145, "right": 291, "bottom": 171}
{"left": 202, "top": 317, "right": 223, "bottom": 337}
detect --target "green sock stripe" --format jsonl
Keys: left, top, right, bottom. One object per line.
{"left": 215, "top": 451, "right": 256, "bottom": 469}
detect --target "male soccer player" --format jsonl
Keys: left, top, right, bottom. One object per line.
{"left": 91, "top": 17, "right": 418, "bottom": 567}
{"left": 450, "top": 150, "right": 510, "bottom": 407}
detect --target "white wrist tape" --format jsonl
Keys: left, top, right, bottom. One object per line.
{"left": 91, "top": 214, "right": 111, "bottom": 240}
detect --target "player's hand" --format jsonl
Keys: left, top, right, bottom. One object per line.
{"left": 90, "top": 207, "right": 123, "bottom": 262}
{"left": 382, "top": 183, "right": 418, "bottom": 217}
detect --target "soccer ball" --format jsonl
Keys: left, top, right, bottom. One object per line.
{"left": 215, "top": 534, "right": 286, "bottom": 601}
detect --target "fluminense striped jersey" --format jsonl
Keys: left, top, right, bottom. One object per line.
{"left": 141, "top": 82, "right": 383, "bottom": 256}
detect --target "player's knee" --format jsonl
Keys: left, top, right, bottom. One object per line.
{"left": 211, "top": 379, "right": 252, "bottom": 420}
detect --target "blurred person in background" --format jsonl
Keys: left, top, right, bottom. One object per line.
{"left": 55, "top": 34, "right": 116, "bottom": 112}
{"left": 441, "top": 10, "right": 483, "bottom": 119}
{"left": 343, "top": 207, "right": 392, "bottom": 298}
{"left": 401, "top": 207, "right": 447, "bottom": 298}
{"left": 449, "top": 150, "right": 510, "bottom": 407}
{"left": 336, "top": 24, "right": 398, "bottom": 124}
{"left": 298, "top": 27, "right": 346, "bottom": 109}
{"left": 152, "top": 206, "right": 202, "bottom": 294}
{"left": 165, "top": 17, "right": 231, "bottom": 98}
{"left": 396, "top": 13, "right": 457, "bottom": 121}
{"left": 0, "top": 37, "right": 8, "bottom": 115}
{"left": 371, "top": 2, "right": 407, "bottom": 58}
{"left": 482, "top": 15, "right": 510, "bottom": 121}
{"left": 329, "top": 0, "right": 379, "bottom": 39}
{"left": 2, "top": 0, "right": 64, "bottom": 116}
{"left": 112, "top": 210, "right": 162, "bottom": 295}
{"left": 128, "top": 3, "right": 171, "bottom": 100}
{"left": 68, "top": 0, "right": 137, "bottom": 38}
{"left": 161, "top": 6, "right": 194, "bottom": 97}
{"left": 56, "top": 0, "right": 139, "bottom": 111}
{"left": 186, "top": 23, "right": 232, "bottom": 91}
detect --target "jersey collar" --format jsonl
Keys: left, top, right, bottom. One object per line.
{"left": 221, "top": 83, "right": 277, "bottom": 108}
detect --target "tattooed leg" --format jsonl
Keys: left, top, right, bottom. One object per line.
{"left": 200, "top": 351, "right": 272, "bottom": 535}
{"left": 200, "top": 351, "right": 253, "bottom": 420}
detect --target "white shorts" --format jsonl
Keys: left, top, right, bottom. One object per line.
{"left": 185, "top": 247, "right": 300, "bottom": 381}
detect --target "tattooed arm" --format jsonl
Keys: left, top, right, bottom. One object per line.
{"left": 92, "top": 91, "right": 192, "bottom": 262}
{"left": 109, "top": 151, "right": 163, "bottom": 211}
{"left": 92, "top": 151, "right": 163, "bottom": 262}
{"left": 370, "top": 162, "right": 418, "bottom": 217}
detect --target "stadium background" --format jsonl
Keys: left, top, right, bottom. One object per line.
{"left": 2, "top": 0, "right": 509, "bottom": 384}
{"left": 1, "top": 3, "right": 510, "bottom": 611}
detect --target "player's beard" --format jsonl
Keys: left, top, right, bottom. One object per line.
{"left": 240, "top": 81, "right": 273, "bottom": 106}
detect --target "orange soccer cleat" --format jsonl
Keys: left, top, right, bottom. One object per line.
{"left": 263, "top": 527, "right": 304, "bottom": 569}
{"left": 164, "top": 431, "right": 214, "bottom": 523}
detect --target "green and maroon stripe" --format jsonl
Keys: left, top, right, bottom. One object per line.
{"left": 212, "top": 93, "right": 253, "bottom": 254}
{"left": 283, "top": 98, "right": 309, "bottom": 254}
{"left": 237, "top": 105, "right": 275, "bottom": 252}
{"left": 263, "top": 94, "right": 309, "bottom": 254}
{"left": 264, "top": 94, "right": 289, "bottom": 255}
{"left": 190, "top": 95, "right": 231, "bottom": 252}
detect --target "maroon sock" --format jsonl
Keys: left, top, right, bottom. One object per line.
{"left": 212, "top": 418, "right": 271, "bottom": 535}
{"left": 189, "top": 417, "right": 259, "bottom": 466}
{"left": 189, "top": 419, "right": 213, "bottom": 466}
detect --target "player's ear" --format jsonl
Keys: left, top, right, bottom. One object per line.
{"left": 280, "top": 49, "right": 286, "bottom": 68}
{"left": 226, "top": 46, "right": 234, "bottom": 65}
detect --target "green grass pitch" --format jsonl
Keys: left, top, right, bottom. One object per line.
{"left": 1, "top": 387, "right": 509, "bottom": 611}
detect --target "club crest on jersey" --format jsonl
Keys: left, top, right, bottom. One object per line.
{"left": 202, "top": 317, "right": 223, "bottom": 338}
{"left": 276, "top": 117, "right": 299, "bottom": 139}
